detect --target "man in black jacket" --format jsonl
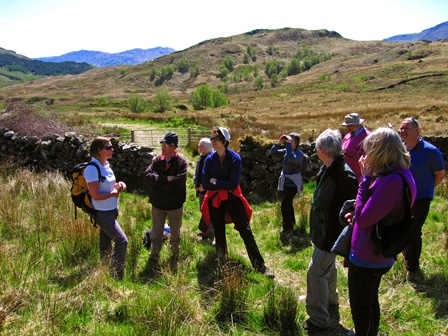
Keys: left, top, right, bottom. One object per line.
{"left": 145, "top": 132, "right": 187, "bottom": 263}
{"left": 302, "top": 129, "right": 358, "bottom": 333}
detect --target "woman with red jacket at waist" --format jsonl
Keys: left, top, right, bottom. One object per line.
{"left": 201, "top": 126, "right": 273, "bottom": 278}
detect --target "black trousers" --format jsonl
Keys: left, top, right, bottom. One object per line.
{"left": 403, "top": 198, "right": 431, "bottom": 272}
{"left": 281, "top": 186, "right": 297, "bottom": 232}
{"left": 348, "top": 262, "right": 391, "bottom": 336}
{"left": 209, "top": 197, "right": 265, "bottom": 270}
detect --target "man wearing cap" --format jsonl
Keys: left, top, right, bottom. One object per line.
{"left": 145, "top": 132, "right": 188, "bottom": 265}
{"left": 341, "top": 113, "right": 371, "bottom": 181}
{"left": 201, "top": 126, "right": 274, "bottom": 278}
{"left": 400, "top": 118, "right": 445, "bottom": 277}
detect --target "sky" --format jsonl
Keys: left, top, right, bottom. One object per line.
{"left": 0, "top": 0, "right": 447, "bottom": 58}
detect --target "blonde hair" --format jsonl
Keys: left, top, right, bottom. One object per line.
{"left": 363, "top": 127, "right": 410, "bottom": 173}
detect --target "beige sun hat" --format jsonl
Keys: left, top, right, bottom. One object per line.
{"left": 341, "top": 113, "right": 365, "bottom": 126}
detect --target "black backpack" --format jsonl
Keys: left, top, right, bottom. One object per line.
{"left": 371, "top": 172, "right": 414, "bottom": 258}
{"left": 69, "top": 161, "right": 104, "bottom": 226}
{"left": 301, "top": 153, "right": 312, "bottom": 183}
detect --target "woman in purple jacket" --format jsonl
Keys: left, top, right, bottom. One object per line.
{"left": 347, "top": 128, "right": 417, "bottom": 335}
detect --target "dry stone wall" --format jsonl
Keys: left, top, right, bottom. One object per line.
{"left": 1, "top": 127, "right": 447, "bottom": 202}
{"left": 0, "top": 127, "right": 155, "bottom": 193}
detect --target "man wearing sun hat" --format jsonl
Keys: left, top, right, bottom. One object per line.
{"left": 144, "top": 132, "right": 188, "bottom": 266}
{"left": 341, "top": 113, "right": 371, "bottom": 181}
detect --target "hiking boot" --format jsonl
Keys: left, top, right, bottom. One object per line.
{"left": 169, "top": 254, "right": 179, "bottom": 273}
{"left": 301, "top": 319, "right": 329, "bottom": 333}
{"left": 280, "top": 230, "right": 293, "bottom": 243}
{"left": 407, "top": 268, "right": 424, "bottom": 283}
{"left": 256, "top": 265, "right": 275, "bottom": 279}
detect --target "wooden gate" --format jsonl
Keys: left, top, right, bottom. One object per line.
{"left": 131, "top": 128, "right": 210, "bottom": 148}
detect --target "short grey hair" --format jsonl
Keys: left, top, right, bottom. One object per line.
{"left": 316, "top": 129, "right": 342, "bottom": 158}
{"left": 198, "top": 137, "right": 213, "bottom": 154}
{"left": 404, "top": 117, "right": 419, "bottom": 129}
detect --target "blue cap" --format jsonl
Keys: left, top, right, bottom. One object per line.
{"left": 160, "top": 132, "right": 178, "bottom": 147}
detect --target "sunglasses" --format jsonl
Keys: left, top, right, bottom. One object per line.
{"left": 103, "top": 145, "right": 113, "bottom": 150}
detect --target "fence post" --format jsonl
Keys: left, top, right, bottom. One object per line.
{"left": 131, "top": 130, "right": 135, "bottom": 143}
{"left": 187, "top": 128, "right": 192, "bottom": 147}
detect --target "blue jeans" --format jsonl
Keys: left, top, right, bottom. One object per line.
{"left": 95, "top": 208, "right": 128, "bottom": 279}
{"left": 305, "top": 247, "right": 339, "bottom": 328}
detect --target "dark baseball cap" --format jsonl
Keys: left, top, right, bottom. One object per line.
{"left": 160, "top": 132, "right": 178, "bottom": 147}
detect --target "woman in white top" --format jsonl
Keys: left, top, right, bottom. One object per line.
{"left": 84, "top": 137, "right": 128, "bottom": 279}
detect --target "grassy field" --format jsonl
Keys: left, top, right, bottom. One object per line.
{"left": 1, "top": 28, "right": 447, "bottom": 335}
{"left": 0, "top": 153, "right": 447, "bottom": 335}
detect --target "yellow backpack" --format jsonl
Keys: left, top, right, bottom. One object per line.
{"left": 69, "top": 161, "right": 104, "bottom": 226}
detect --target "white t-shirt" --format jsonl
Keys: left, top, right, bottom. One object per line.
{"left": 83, "top": 157, "right": 118, "bottom": 211}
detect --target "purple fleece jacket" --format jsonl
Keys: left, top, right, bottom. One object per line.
{"left": 349, "top": 168, "right": 417, "bottom": 268}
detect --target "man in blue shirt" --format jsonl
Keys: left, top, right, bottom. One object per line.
{"left": 400, "top": 118, "right": 445, "bottom": 276}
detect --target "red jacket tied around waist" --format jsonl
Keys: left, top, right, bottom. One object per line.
{"left": 200, "top": 185, "right": 252, "bottom": 235}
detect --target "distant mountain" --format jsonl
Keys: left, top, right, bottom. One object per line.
{"left": 383, "top": 21, "right": 448, "bottom": 42}
{"left": 0, "top": 47, "right": 92, "bottom": 86}
{"left": 34, "top": 47, "right": 176, "bottom": 67}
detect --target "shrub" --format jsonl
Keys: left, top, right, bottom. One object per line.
{"left": 151, "top": 88, "right": 172, "bottom": 113}
{"left": 212, "top": 90, "right": 228, "bottom": 108}
{"left": 127, "top": 93, "right": 149, "bottom": 113}
{"left": 190, "top": 66, "right": 199, "bottom": 78}
{"left": 178, "top": 58, "right": 189, "bottom": 74}
{"left": 243, "top": 53, "right": 250, "bottom": 64}
{"left": 96, "top": 97, "right": 109, "bottom": 106}
{"left": 218, "top": 65, "right": 230, "bottom": 79}
{"left": 254, "top": 76, "right": 264, "bottom": 90}
{"left": 222, "top": 56, "right": 234, "bottom": 71}
{"left": 190, "top": 84, "right": 228, "bottom": 110}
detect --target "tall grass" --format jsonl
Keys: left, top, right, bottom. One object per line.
{"left": 0, "top": 164, "right": 447, "bottom": 335}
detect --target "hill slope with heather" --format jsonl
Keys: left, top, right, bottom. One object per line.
{"left": 0, "top": 27, "right": 447, "bottom": 141}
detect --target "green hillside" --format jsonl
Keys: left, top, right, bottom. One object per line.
{"left": 0, "top": 48, "right": 92, "bottom": 87}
